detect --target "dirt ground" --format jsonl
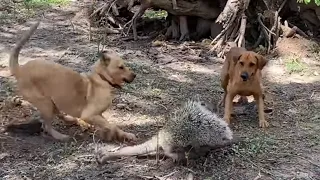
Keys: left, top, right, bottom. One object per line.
{"left": 0, "top": 2, "right": 320, "bottom": 180}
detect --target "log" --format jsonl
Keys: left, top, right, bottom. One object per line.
{"left": 126, "top": 0, "right": 222, "bottom": 40}
{"left": 149, "top": 0, "right": 221, "bottom": 19}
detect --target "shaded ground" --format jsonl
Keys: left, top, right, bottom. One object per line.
{"left": 0, "top": 2, "right": 320, "bottom": 180}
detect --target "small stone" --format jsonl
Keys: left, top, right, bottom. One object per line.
{"left": 296, "top": 172, "right": 311, "bottom": 179}
{"left": 152, "top": 40, "right": 164, "bottom": 47}
{"left": 142, "top": 69, "right": 149, "bottom": 74}
{"left": 125, "top": 106, "right": 133, "bottom": 111}
{"left": 116, "top": 103, "right": 126, "bottom": 109}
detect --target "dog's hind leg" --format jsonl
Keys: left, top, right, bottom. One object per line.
{"left": 21, "top": 90, "right": 70, "bottom": 141}
{"left": 39, "top": 100, "right": 70, "bottom": 141}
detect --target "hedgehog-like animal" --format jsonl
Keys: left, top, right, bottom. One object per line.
{"left": 97, "top": 100, "right": 238, "bottom": 164}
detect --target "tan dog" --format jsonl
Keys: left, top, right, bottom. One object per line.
{"left": 219, "top": 47, "right": 268, "bottom": 128}
{"left": 9, "top": 21, "right": 137, "bottom": 142}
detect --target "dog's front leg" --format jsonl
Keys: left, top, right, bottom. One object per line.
{"left": 81, "top": 114, "right": 137, "bottom": 142}
{"left": 254, "top": 94, "right": 269, "bottom": 128}
{"left": 223, "top": 92, "right": 236, "bottom": 124}
{"left": 58, "top": 113, "right": 93, "bottom": 131}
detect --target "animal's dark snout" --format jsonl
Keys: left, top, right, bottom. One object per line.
{"left": 240, "top": 72, "right": 249, "bottom": 81}
{"left": 125, "top": 73, "right": 136, "bottom": 83}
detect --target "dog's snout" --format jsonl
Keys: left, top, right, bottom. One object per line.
{"left": 124, "top": 73, "right": 136, "bottom": 83}
{"left": 240, "top": 72, "right": 249, "bottom": 81}
{"left": 132, "top": 73, "right": 136, "bottom": 79}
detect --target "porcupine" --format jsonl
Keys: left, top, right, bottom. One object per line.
{"left": 97, "top": 99, "right": 240, "bottom": 164}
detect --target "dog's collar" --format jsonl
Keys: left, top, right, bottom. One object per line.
{"left": 98, "top": 73, "right": 121, "bottom": 89}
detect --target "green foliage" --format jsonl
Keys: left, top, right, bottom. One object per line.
{"left": 143, "top": 9, "right": 167, "bottom": 19}
{"left": 284, "top": 55, "right": 307, "bottom": 74}
{"left": 0, "top": 0, "right": 70, "bottom": 24}
{"left": 297, "top": 0, "right": 320, "bottom": 6}
{"left": 23, "top": 0, "right": 70, "bottom": 9}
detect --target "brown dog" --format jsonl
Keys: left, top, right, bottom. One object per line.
{"left": 220, "top": 47, "right": 268, "bottom": 128}
{"left": 9, "top": 21, "right": 137, "bottom": 142}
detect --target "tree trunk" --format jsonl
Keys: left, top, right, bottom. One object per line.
{"left": 150, "top": 0, "right": 221, "bottom": 19}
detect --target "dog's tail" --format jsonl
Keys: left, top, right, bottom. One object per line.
{"left": 9, "top": 21, "right": 40, "bottom": 75}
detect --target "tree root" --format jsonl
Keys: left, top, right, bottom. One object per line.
{"left": 123, "top": 2, "right": 150, "bottom": 40}
{"left": 252, "top": 30, "right": 264, "bottom": 49}
{"left": 237, "top": 14, "right": 247, "bottom": 48}
{"left": 210, "top": 0, "right": 249, "bottom": 57}
{"left": 172, "top": 0, "right": 178, "bottom": 10}
{"left": 208, "top": 0, "right": 311, "bottom": 55}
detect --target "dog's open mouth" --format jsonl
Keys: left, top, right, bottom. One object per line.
{"left": 124, "top": 78, "right": 134, "bottom": 83}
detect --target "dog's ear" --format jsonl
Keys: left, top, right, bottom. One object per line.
{"left": 255, "top": 54, "right": 267, "bottom": 70}
{"left": 233, "top": 54, "right": 242, "bottom": 63}
{"left": 98, "top": 52, "right": 111, "bottom": 66}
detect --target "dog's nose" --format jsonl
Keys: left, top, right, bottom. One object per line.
{"left": 240, "top": 72, "right": 249, "bottom": 81}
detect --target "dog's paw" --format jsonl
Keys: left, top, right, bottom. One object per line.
{"left": 224, "top": 117, "right": 231, "bottom": 125}
{"left": 259, "top": 120, "right": 269, "bottom": 128}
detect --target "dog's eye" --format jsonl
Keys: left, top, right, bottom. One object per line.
{"left": 239, "top": 62, "right": 244, "bottom": 66}
{"left": 249, "top": 63, "right": 255, "bottom": 67}
{"left": 119, "top": 66, "right": 124, "bottom": 69}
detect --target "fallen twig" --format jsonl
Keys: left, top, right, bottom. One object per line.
{"left": 155, "top": 171, "right": 178, "bottom": 180}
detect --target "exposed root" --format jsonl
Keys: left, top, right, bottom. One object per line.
{"left": 257, "top": 13, "right": 270, "bottom": 51}
{"left": 237, "top": 13, "right": 247, "bottom": 47}
{"left": 256, "top": 10, "right": 281, "bottom": 53}
{"left": 123, "top": 3, "right": 150, "bottom": 40}
{"left": 252, "top": 30, "right": 264, "bottom": 49}
{"left": 179, "top": 16, "right": 190, "bottom": 41}
{"left": 257, "top": 13, "right": 276, "bottom": 37}
{"left": 172, "top": 0, "right": 178, "bottom": 10}
{"left": 268, "top": 11, "right": 278, "bottom": 52}
{"left": 210, "top": 0, "right": 249, "bottom": 57}
{"left": 89, "top": 2, "right": 109, "bottom": 18}
{"left": 83, "top": 0, "right": 313, "bottom": 50}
